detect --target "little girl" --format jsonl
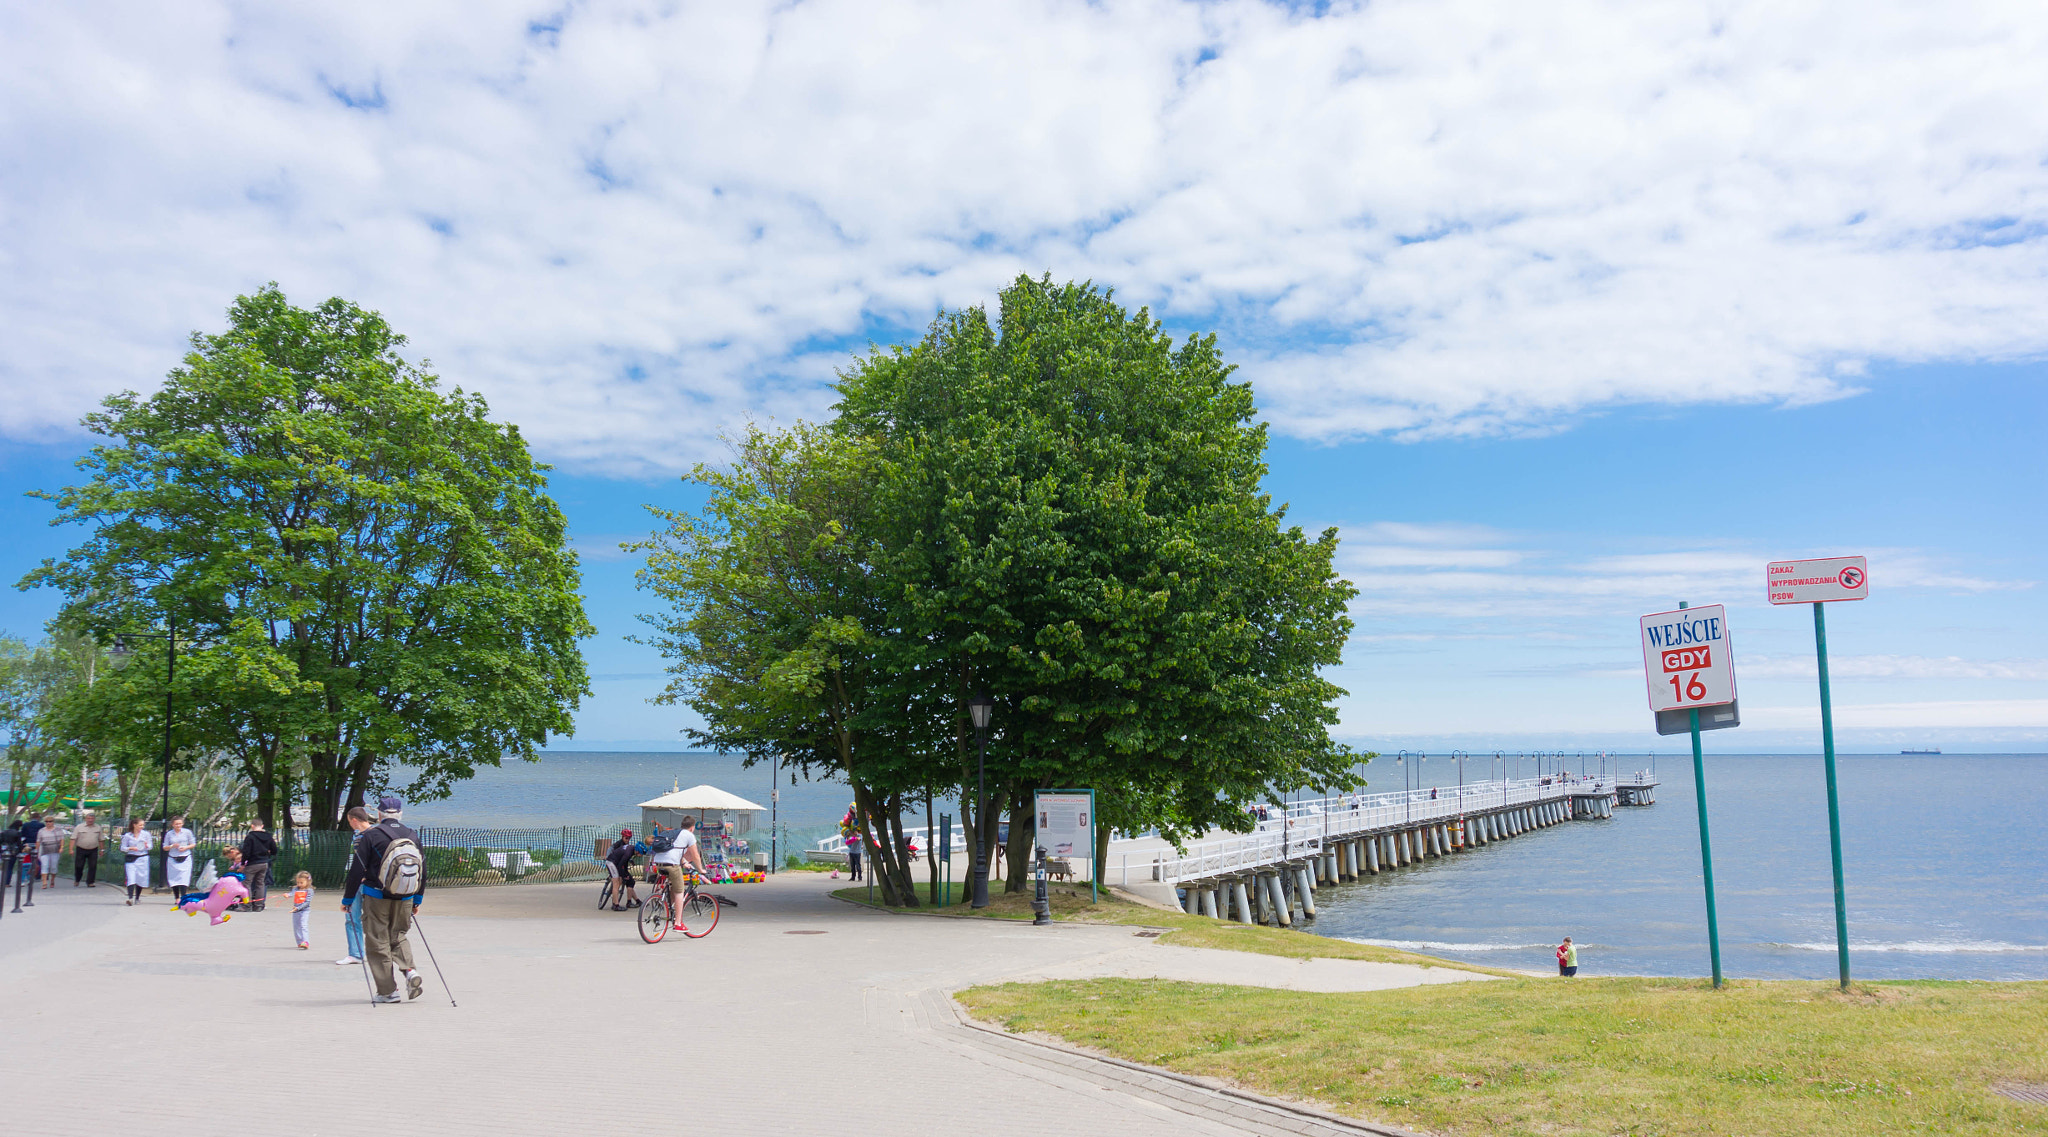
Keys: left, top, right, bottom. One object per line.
{"left": 290, "top": 871, "right": 314, "bottom": 950}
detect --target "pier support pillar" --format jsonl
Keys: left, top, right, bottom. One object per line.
{"left": 1231, "top": 879, "right": 1253, "bottom": 925}
{"left": 1296, "top": 867, "right": 1317, "bottom": 917}
{"left": 1263, "top": 873, "right": 1291, "bottom": 926}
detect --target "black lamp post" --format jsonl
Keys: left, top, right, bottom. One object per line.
{"left": 967, "top": 692, "right": 995, "bottom": 909}
{"left": 109, "top": 621, "right": 175, "bottom": 897}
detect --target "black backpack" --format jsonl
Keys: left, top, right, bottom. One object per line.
{"left": 648, "top": 832, "right": 675, "bottom": 854}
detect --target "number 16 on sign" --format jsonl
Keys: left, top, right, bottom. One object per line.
{"left": 1640, "top": 605, "right": 1736, "bottom": 715}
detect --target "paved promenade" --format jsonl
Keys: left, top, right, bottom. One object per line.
{"left": 1, "top": 871, "right": 1475, "bottom": 1135}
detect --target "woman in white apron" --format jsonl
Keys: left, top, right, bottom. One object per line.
{"left": 163, "top": 816, "right": 196, "bottom": 898}
{"left": 120, "top": 818, "right": 154, "bottom": 905}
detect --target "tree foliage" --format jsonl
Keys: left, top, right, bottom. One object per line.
{"left": 22, "top": 286, "right": 592, "bottom": 828}
{"left": 636, "top": 277, "right": 1360, "bottom": 903}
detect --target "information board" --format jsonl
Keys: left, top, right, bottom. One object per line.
{"left": 1033, "top": 790, "right": 1094, "bottom": 869}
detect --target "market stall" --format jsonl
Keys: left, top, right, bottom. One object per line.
{"left": 637, "top": 784, "right": 770, "bottom": 878}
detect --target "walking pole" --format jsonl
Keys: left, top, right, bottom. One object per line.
{"left": 409, "top": 913, "right": 459, "bottom": 1007}
{"left": 350, "top": 906, "right": 378, "bottom": 1007}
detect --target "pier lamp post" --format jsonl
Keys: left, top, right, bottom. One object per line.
{"left": 109, "top": 623, "right": 176, "bottom": 898}
{"left": 967, "top": 692, "right": 995, "bottom": 910}
{"left": 1395, "top": 751, "right": 1411, "bottom": 821}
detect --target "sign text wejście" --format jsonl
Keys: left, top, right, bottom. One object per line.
{"left": 1640, "top": 604, "right": 1736, "bottom": 714}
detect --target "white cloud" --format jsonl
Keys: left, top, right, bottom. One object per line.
{"left": 4, "top": 1, "right": 2047, "bottom": 471}
{"left": 1743, "top": 699, "right": 2048, "bottom": 730}
{"left": 1740, "top": 654, "right": 2048, "bottom": 682}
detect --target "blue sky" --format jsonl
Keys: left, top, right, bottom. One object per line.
{"left": 3, "top": 2, "right": 2044, "bottom": 754}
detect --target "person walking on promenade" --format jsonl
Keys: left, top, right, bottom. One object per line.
{"left": 1556, "top": 936, "right": 1578, "bottom": 977}
{"left": 239, "top": 818, "right": 278, "bottom": 911}
{"left": 335, "top": 807, "right": 372, "bottom": 966}
{"left": 840, "top": 804, "right": 862, "bottom": 881}
{"left": 71, "top": 812, "right": 102, "bottom": 887}
{"left": 35, "top": 814, "right": 68, "bottom": 888}
{"left": 163, "top": 815, "right": 196, "bottom": 902}
{"left": 289, "top": 871, "right": 314, "bottom": 950}
{"left": 119, "top": 818, "right": 154, "bottom": 904}
{"left": 343, "top": 796, "right": 426, "bottom": 1004}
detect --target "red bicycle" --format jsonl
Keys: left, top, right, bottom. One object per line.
{"left": 638, "top": 869, "right": 720, "bottom": 943}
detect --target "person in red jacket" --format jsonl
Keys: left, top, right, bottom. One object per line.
{"left": 1556, "top": 936, "right": 1578, "bottom": 977}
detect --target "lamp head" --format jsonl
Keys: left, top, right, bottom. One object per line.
{"left": 109, "top": 635, "right": 133, "bottom": 670}
{"left": 967, "top": 692, "right": 995, "bottom": 731}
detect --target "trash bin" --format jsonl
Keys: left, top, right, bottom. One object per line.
{"left": 751, "top": 852, "right": 770, "bottom": 871}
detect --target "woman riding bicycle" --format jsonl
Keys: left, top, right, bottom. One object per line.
{"left": 604, "top": 829, "right": 646, "bottom": 910}
{"left": 648, "top": 817, "right": 706, "bottom": 920}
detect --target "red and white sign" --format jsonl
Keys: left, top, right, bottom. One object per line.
{"left": 1641, "top": 604, "right": 1737, "bottom": 713}
{"left": 1767, "top": 556, "right": 1869, "bottom": 605}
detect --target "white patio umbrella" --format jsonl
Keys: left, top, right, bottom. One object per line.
{"left": 638, "top": 784, "right": 768, "bottom": 834}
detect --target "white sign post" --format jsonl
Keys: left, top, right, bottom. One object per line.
{"left": 1766, "top": 554, "right": 1868, "bottom": 991}
{"left": 1639, "top": 601, "right": 1735, "bottom": 987}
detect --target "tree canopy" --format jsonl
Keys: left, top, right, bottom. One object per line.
{"left": 636, "top": 276, "right": 1360, "bottom": 904}
{"left": 22, "top": 285, "right": 592, "bottom": 828}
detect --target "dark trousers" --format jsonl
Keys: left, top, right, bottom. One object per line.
{"left": 245, "top": 862, "right": 271, "bottom": 908}
{"left": 848, "top": 847, "right": 861, "bottom": 880}
{"left": 74, "top": 848, "right": 100, "bottom": 885}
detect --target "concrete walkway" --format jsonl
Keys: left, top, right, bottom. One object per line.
{"left": 0, "top": 871, "right": 1457, "bottom": 1135}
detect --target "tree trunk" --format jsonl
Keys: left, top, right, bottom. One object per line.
{"left": 1094, "top": 815, "right": 1112, "bottom": 888}
{"left": 1004, "top": 785, "right": 1031, "bottom": 892}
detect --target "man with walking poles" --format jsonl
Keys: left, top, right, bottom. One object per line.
{"left": 342, "top": 796, "right": 429, "bottom": 1004}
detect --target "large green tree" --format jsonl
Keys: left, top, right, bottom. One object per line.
{"left": 638, "top": 276, "right": 1360, "bottom": 902}
{"left": 23, "top": 285, "right": 592, "bottom": 829}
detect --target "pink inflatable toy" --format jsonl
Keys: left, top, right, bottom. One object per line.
{"left": 179, "top": 877, "right": 250, "bottom": 925}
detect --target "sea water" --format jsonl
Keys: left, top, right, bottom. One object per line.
{"left": 1305, "top": 752, "right": 2048, "bottom": 982}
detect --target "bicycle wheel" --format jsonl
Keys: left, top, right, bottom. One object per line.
{"left": 638, "top": 890, "right": 669, "bottom": 943}
{"left": 598, "top": 877, "right": 615, "bottom": 910}
{"left": 680, "top": 890, "right": 719, "bottom": 938}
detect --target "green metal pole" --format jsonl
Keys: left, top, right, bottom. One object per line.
{"left": 1679, "top": 601, "right": 1724, "bottom": 989}
{"left": 1815, "top": 601, "right": 1851, "bottom": 990}
{"left": 1690, "top": 708, "right": 1723, "bottom": 988}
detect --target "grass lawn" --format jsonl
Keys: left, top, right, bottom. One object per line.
{"left": 830, "top": 882, "right": 1507, "bottom": 973}
{"left": 957, "top": 976, "right": 2048, "bottom": 1136}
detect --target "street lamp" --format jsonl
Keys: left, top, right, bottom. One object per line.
{"left": 967, "top": 692, "right": 995, "bottom": 910}
{"left": 109, "top": 624, "right": 176, "bottom": 899}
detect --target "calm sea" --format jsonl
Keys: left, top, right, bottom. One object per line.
{"left": 1308, "top": 753, "right": 2048, "bottom": 982}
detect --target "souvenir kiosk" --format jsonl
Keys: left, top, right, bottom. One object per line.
{"left": 637, "top": 784, "right": 770, "bottom": 880}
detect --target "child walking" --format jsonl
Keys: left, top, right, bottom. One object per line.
{"left": 290, "top": 871, "right": 314, "bottom": 950}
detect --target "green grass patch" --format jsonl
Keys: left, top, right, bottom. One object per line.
{"left": 957, "top": 976, "right": 2048, "bottom": 1136}
{"left": 831, "top": 882, "right": 1505, "bottom": 973}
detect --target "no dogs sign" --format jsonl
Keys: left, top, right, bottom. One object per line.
{"left": 1640, "top": 604, "right": 1737, "bottom": 713}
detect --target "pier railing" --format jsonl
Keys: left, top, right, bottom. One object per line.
{"left": 1120, "top": 776, "right": 1611, "bottom": 886}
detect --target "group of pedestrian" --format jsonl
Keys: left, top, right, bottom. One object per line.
{"left": 7, "top": 795, "right": 427, "bottom": 1005}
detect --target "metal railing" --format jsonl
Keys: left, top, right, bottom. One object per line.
{"left": 1118, "top": 776, "right": 1617, "bottom": 886}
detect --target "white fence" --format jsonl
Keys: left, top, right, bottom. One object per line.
{"left": 1118, "top": 776, "right": 1617, "bottom": 886}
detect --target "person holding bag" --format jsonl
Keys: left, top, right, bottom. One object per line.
{"left": 71, "top": 812, "right": 103, "bottom": 887}
{"left": 119, "top": 818, "right": 154, "bottom": 905}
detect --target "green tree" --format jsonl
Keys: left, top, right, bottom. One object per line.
{"left": 637, "top": 276, "right": 1361, "bottom": 902}
{"left": 22, "top": 285, "right": 593, "bottom": 829}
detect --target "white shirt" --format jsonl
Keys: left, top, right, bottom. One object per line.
{"left": 650, "top": 829, "right": 698, "bottom": 866}
{"left": 165, "top": 827, "right": 195, "bottom": 856}
{"left": 120, "top": 831, "right": 155, "bottom": 856}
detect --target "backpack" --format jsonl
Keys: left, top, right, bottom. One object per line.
{"left": 378, "top": 831, "right": 426, "bottom": 896}
{"left": 648, "top": 832, "right": 675, "bottom": 854}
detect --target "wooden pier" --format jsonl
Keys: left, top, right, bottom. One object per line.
{"left": 1115, "top": 772, "right": 1660, "bottom": 926}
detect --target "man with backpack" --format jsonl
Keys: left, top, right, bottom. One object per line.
{"left": 342, "top": 795, "right": 427, "bottom": 1004}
